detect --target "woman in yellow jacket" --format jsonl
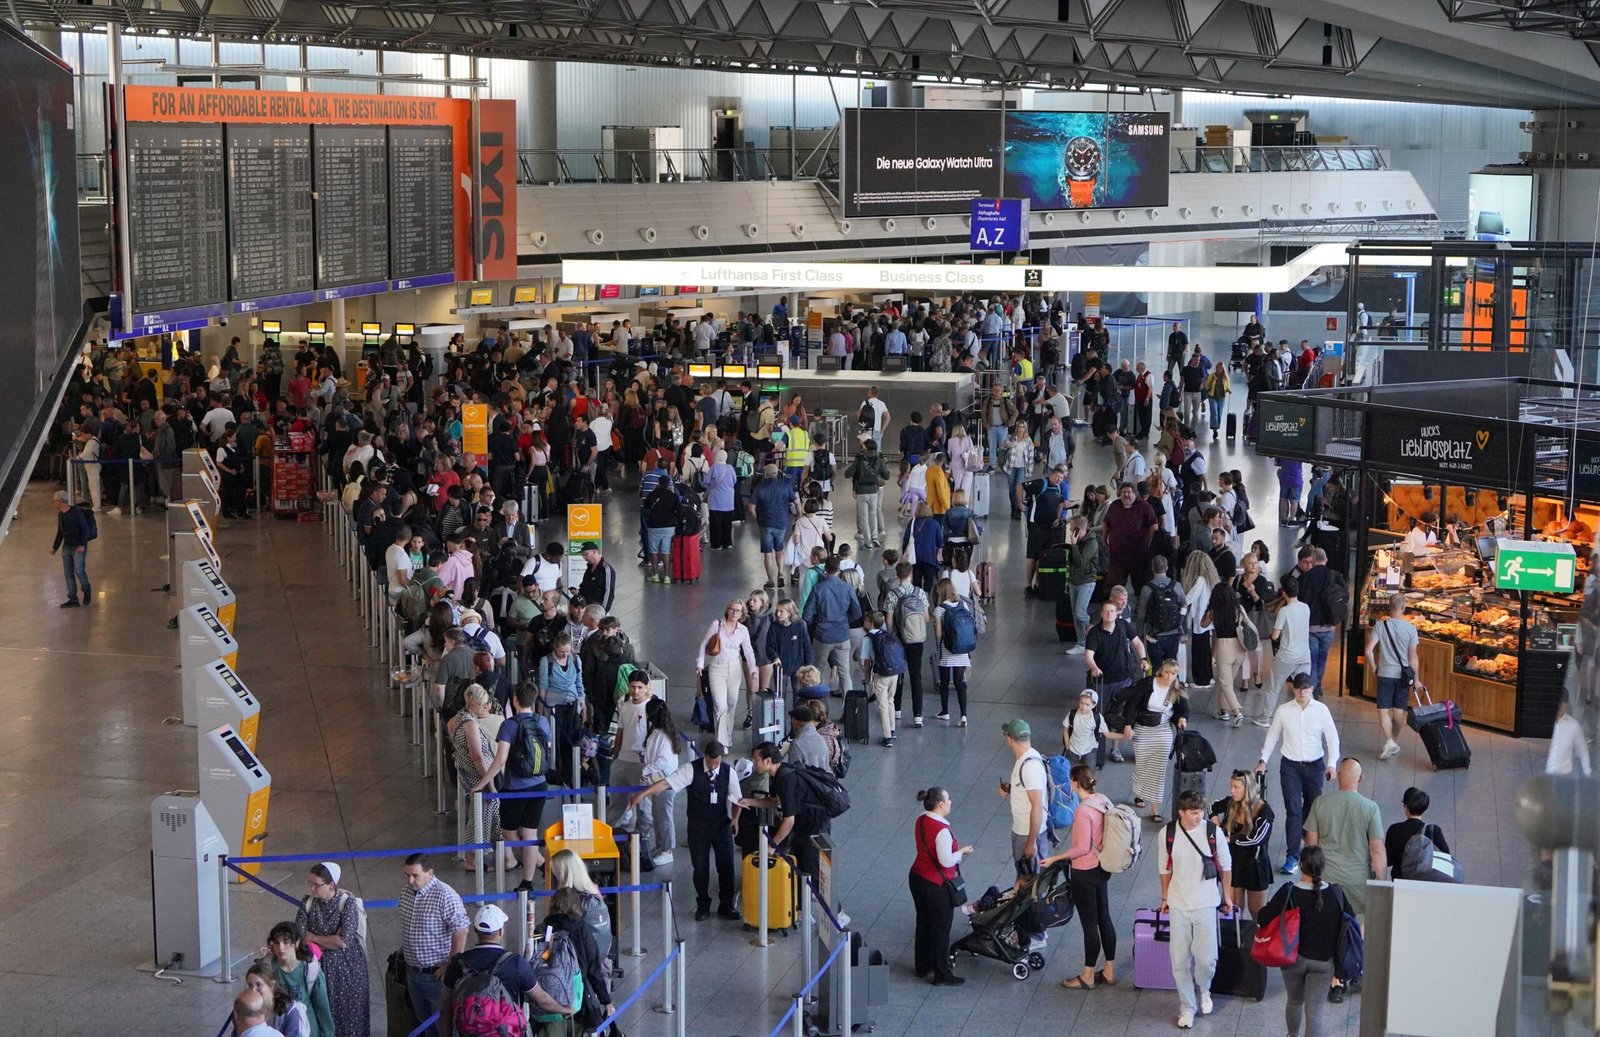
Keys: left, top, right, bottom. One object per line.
{"left": 1204, "top": 365, "right": 1232, "bottom": 437}
{"left": 925, "top": 454, "right": 952, "bottom": 517}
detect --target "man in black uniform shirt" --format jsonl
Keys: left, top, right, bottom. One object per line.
{"left": 630, "top": 739, "right": 744, "bottom": 921}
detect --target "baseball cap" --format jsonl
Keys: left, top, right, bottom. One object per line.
{"left": 474, "top": 904, "right": 509, "bottom": 933}
{"left": 580, "top": 541, "right": 599, "bottom": 553}
{"left": 1001, "top": 718, "right": 1031, "bottom": 740}
{"left": 1078, "top": 689, "right": 1099, "bottom": 707}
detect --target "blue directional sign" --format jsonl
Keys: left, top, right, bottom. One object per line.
{"left": 970, "top": 197, "right": 1030, "bottom": 252}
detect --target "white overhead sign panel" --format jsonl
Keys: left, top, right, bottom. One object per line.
{"left": 564, "top": 242, "right": 1351, "bottom": 295}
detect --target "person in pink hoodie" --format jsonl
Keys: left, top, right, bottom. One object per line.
{"left": 1042, "top": 764, "right": 1119, "bottom": 990}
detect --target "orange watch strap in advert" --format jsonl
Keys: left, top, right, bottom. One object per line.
{"left": 1069, "top": 179, "right": 1095, "bottom": 207}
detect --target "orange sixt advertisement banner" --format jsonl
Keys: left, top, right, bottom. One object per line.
{"left": 120, "top": 86, "right": 516, "bottom": 282}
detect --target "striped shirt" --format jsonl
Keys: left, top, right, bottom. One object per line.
{"left": 400, "top": 876, "right": 469, "bottom": 969}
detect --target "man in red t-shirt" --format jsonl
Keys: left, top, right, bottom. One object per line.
{"left": 1102, "top": 483, "right": 1158, "bottom": 589}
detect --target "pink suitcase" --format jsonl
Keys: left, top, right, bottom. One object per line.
{"left": 974, "top": 561, "right": 997, "bottom": 601}
{"left": 1132, "top": 908, "right": 1178, "bottom": 990}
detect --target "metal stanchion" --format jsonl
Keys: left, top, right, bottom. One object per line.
{"left": 517, "top": 888, "right": 530, "bottom": 957}
{"left": 841, "top": 925, "right": 853, "bottom": 1037}
{"left": 411, "top": 678, "right": 423, "bottom": 748}
{"left": 657, "top": 880, "right": 675, "bottom": 1014}
{"left": 455, "top": 782, "right": 467, "bottom": 860}
{"left": 126, "top": 458, "right": 135, "bottom": 512}
{"left": 790, "top": 995, "right": 804, "bottom": 1037}
{"left": 472, "top": 791, "right": 485, "bottom": 895}
{"left": 597, "top": 784, "right": 608, "bottom": 825}
{"left": 626, "top": 832, "right": 643, "bottom": 958}
{"left": 801, "top": 883, "right": 815, "bottom": 994}
{"left": 66, "top": 459, "right": 76, "bottom": 501}
{"left": 216, "top": 856, "right": 234, "bottom": 983}
{"left": 570, "top": 746, "right": 581, "bottom": 789}
{"left": 753, "top": 827, "right": 771, "bottom": 946}
{"left": 494, "top": 837, "right": 506, "bottom": 894}
{"left": 674, "top": 939, "right": 687, "bottom": 1037}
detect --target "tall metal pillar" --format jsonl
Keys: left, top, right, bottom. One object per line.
{"left": 527, "top": 60, "right": 558, "bottom": 183}
{"left": 109, "top": 23, "right": 135, "bottom": 318}
{"left": 888, "top": 79, "right": 914, "bottom": 108}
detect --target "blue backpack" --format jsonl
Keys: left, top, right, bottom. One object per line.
{"left": 869, "top": 628, "right": 907, "bottom": 676}
{"left": 1044, "top": 754, "right": 1079, "bottom": 833}
{"left": 941, "top": 601, "right": 978, "bottom": 655}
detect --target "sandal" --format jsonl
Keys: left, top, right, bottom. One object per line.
{"left": 1095, "top": 970, "right": 1117, "bottom": 987}
{"left": 1059, "top": 976, "right": 1094, "bottom": 991}
{"left": 1133, "top": 798, "right": 1147, "bottom": 809}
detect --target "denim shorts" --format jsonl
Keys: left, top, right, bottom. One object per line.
{"left": 1375, "top": 675, "right": 1410, "bottom": 710}
{"left": 761, "top": 525, "right": 786, "bottom": 554}
{"left": 646, "top": 526, "right": 675, "bottom": 555}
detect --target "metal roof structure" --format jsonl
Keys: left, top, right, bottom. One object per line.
{"left": 14, "top": 0, "right": 1600, "bottom": 108}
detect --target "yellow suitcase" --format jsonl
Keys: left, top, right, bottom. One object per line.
{"left": 741, "top": 851, "right": 797, "bottom": 931}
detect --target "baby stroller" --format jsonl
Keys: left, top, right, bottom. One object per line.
{"left": 949, "top": 860, "right": 1076, "bottom": 980}
{"left": 1229, "top": 336, "right": 1252, "bottom": 371}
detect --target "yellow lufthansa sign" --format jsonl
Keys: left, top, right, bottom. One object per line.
{"left": 567, "top": 504, "right": 602, "bottom": 542}
{"left": 462, "top": 404, "right": 489, "bottom": 456}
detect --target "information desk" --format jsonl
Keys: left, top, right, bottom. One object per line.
{"left": 198, "top": 724, "right": 271, "bottom": 879}
{"left": 765, "top": 370, "right": 976, "bottom": 457}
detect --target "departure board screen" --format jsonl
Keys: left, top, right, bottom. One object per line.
{"left": 226, "top": 123, "right": 314, "bottom": 301}
{"left": 389, "top": 125, "right": 454, "bottom": 280}
{"left": 313, "top": 125, "right": 390, "bottom": 288}
{"left": 126, "top": 123, "right": 228, "bottom": 312}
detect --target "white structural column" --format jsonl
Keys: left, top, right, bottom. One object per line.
{"left": 527, "top": 60, "right": 559, "bottom": 183}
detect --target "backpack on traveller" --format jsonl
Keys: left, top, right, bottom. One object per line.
{"left": 792, "top": 764, "right": 852, "bottom": 821}
{"left": 1322, "top": 569, "right": 1351, "bottom": 625}
{"left": 1043, "top": 754, "right": 1079, "bottom": 835}
{"left": 462, "top": 625, "right": 492, "bottom": 656}
{"left": 940, "top": 600, "right": 978, "bottom": 655}
{"left": 507, "top": 711, "right": 551, "bottom": 781}
{"left": 645, "top": 480, "right": 681, "bottom": 529}
{"left": 453, "top": 952, "right": 528, "bottom": 1037}
{"left": 395, "top": 573, "right": 444, "bottom": 627}
{"left": 857, "top": 399, "right": 875, "bottom": 436}
{"left": 733, "top": 447, "right": 756, "bottom": 480}
{"left": 529, "top": 930, "right": 583, "bottom": 1013}
{"left": 1094, "top": 799, "right": 1144, "bottom": 874}
{"left": 1171, "top": 729, "right": 1218, "bottom": 773}
{"left": 1164, "top": 819, "right": 1222, "bottom": 878}
{"left": 810, "top": 447, "right": 832, "bottom": 485}
{"left": 674, "top": 485, "right": 703, "bottom": 537}
{"left": 1147, "top": 579, "right": 1183, "bottom": 634}
{"left": 1231, "top": 497, "right": 1256, "bottom": 535}
{"left": 867, "top": 626, "right": 907, "bottom": 677}
{"left": 891, "top": 585, "right": 930, "bottom": 645}
{"left": 78, "top": 504, "right": 98, "bottom": 542}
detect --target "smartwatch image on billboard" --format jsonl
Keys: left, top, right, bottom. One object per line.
{"left": 1061, "top": 135, "right": 1102, "bottom": 207}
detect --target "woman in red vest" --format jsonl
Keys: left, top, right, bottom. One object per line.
{"left": 909, "top": 786, "right": 974, "bottom": 986}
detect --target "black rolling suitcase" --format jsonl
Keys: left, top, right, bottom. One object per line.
{"left": 1225, "top": 413, "right": 1238, "bottom": 440}
{"left": 1055, "top": 592, "right": 1077, "bottom": 643}
{"left": 1409, "top": 687, "right": 1471, "bottom": 770}
{"left": 1210, "top": 911, "right": 1267, "bottom": 1001}
{"left": 843, "top": 690, "right": 871, "bottom": 743}
{"left": 385, "top": 952, "right": 419, "bottom": 1036}
{"left": 1036, "top": 543, "right": 1068, "bottom": 602}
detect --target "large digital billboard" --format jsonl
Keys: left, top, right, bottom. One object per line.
{"left": 841, "top": 108, "right": 1170, "bottom": 218}
{"left": 1002, "top": 112, "right": 1169, "bottom": 211}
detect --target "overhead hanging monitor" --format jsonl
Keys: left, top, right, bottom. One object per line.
{"left": 360, "top": 322, "right": 381, "bottom": 337}
{"left": 394, "top": 322, "right": 416, "bottom": 336}
{"left": 260, "top": 320, "right": 281, "bottom": 335}
{"left": 305, "top": 321, "right": 326, "bottom": 335}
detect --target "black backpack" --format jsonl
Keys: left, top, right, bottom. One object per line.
{"left": 1170, "top": 730, "right": 1218, "bottom": 773}
{"left": 1148, "top": 580, "right": 1183, "bottom": 633}
{"left": 857, "top": 400, "right": 875, "bottom": 434}
{"left": 810, "top": 447, "right": 831, "bottom": 484}
{"left": 1322, "top": 570, "right": 1350, "bottom": 624}
{"left": 792, "top": 764, "right": 852, "bottom": 821}
{"left": 645, "top": 481, "right": 681, "bottom": 528}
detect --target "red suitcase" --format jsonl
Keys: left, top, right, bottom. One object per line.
{"left": 671, "top": 534, "right": 702, "bottom": 583}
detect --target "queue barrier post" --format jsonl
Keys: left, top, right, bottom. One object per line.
{"left": 410, "top": 673, "right": 423, "bottom": 748}
{"left": 597, "top": 784, "right": 608, "bottom": 826}
{"left": 674, "top": 938, "right": 687, "bottom": 1037}
{"left": 472, "top": 791, "right": 485, "bottom": 896}
{"left": 494, "top": 838, "right": 506, "bottom": 895}
{"left": 455, "top": 780, "right": 467, "bottom": 860}
{"left": 127, "top": 458, "right": 135, "bottom": 511}
{"left": 215, "top": 854, "right": 234, "bottom": 983}
{"left": 841, "top": 922, "right": 853, "bottom": 1037}
{"left": 627, "top": 829, "right": 643, "bottom": 958}
{"left": 433, "top": 715, "right": 447, "bottom": 811}
{"left": 790, "top": 995, "right": 805, "bottom": 1037}
{"left": 801, "top": 880, "right": 815, "bottom": 997}
{"left": 570, "top": 746, "right": 581, "bottom": 790}
{"left": 753, "top": 826, "right": 771, "bottom": 947}
{"left": 657, "top": 879, "right": 674, "bottom": 1015}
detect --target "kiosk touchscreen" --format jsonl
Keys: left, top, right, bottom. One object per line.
{"left": 181, "top": 559, "right": 235, "bottom": 632}
{"left": 195, "top": 659, "right": 259, "bottom": 752}
{"left": 150, "top": 793, "right": 226, "bottom": 971}
{"left": 182, "top": 449, "right": 221, "bottom": 514}
{"left": 180, "top": 604, "right": 239, "bottom": 727}
{"left": 199, "top": 724, "right": 271, "bottom": 879}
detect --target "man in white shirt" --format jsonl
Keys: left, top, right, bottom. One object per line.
{"left": 1547, "top": 700, "right": 1593, "bottom": 776}
{"left": 1114, "top": 436, "right": 1148, "bottom": 488}
{"left": 1159, "top": 790, "right": 1234, "bottom": 1029}
{"left": 997, "top": 720, "right": 1048, "bottom": 888}
{"left": 859, "top": 387, "right": 891, "bottom": 450}
{"left": 520, "top": 542, "right": 566, "bottom": 593}
{"left": 693, "top": 315, "right": 717, "bottom": 354}
{"left": 1260, "top": 572, "right": 1313, "bottom": 724}
{"left": 1255, "top": 672, "right": 1341, "bottom": 875}
{"left": 629, "top": 738, "right": 743, "bottom": 920}
{"left": 384, "top": 524, "right": 414, "bottom": 600}
{"left": 200, "top": 398, "right": 235, "bottom": 444}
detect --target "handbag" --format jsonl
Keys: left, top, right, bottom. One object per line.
{"left": 1237, "top": 606, "right": 1260, "bottom": 652}
{"left": 919, "top": 821, "right": 967, "bottom": 906}
{"left": 705, "top": 629, "right": 722, "bottom": 657}
{"left": 1380, "top": 619, "right": 1416, "bottom": 688}
{"left": 1250, "top": 885, "right": 1301, "bottom": 967}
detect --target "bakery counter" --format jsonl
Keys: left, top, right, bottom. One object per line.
{"left": 1361, "top": 634, "right": 1516, "bottom": 732}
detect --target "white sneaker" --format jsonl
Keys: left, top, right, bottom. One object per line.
{"left": 894, "top": 710, "right": 903, "bottom": 721}
{"left": 650, "top": 852, "right": 675, "bottom": 866}
{"left": 1028, "top": 933, "right": 1048, "bottom": 951}
{"left": 1380, "top": 739, "right": 1400, "bottom": 760}
{"left": 106, "top": 507, "right": 122, "bottom": 515}
{"left": 1199, "top": 992, "right": 1213, "bottom": 1016}
{"left": 1065, "top": 645, "right": 1085, "bottom": 655}
{"left": 1177, "top": 1008, "right": 1195, "bottom": 1029}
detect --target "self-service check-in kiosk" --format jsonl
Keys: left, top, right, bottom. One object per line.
{"left": 169, "top": 501, "right": 220, "bottom": 596}
{"left": 195, "top": 659, "right": 259, "bottom": 752}
{"left": 150, "top": 792, "right": 225, "bottom": 972}
{"left": 182, "top": 448, "right": 222, "bottom": 515}
{"left": 199, "top": 724, "right": 270, "bottom": 879}
{"left": 181, "top": 559, "right": 235, "bottom": 632}
{"left": 180, "top": 603, "right": 238, "bottom": 728}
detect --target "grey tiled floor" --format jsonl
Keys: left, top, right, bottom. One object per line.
{"left": 0, "top": 395, "right": 1570, "bottom": 1036}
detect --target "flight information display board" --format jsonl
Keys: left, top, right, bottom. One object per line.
{"left": 126, "top": 123, "right": 228, "bottom": 312}
{"left": 312, "top": 125, "right": 390, "bottom": 289}
{"left": 388, "top": 125, "right": 454, "bottom": 281}
{"left": 226, "top": 124, "right": 314, "bottom": 301}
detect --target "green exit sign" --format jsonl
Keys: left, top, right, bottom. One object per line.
{"left": 1494, "top": 539, "right": 1577, "bottom": 594}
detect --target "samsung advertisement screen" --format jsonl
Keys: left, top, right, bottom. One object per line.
{"left": 841, "top": 108, "right": 1169, "bottom": 218}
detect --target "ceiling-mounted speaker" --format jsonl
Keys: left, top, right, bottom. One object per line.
{"left": 694, "top": 224, "right": 711, "bottom": 240}
{"left": 1211, "top": 205, "right": 1224, "bottom": 218}
{"left": 1146, "top": 208, "right": 1160, "bottom": 219}
{"left": 586, "top": 228, "right": 605, "bottom": 244}
{"left": 1271, "top": 203, "right": 1284, "bottom": 216}
{"left": 1042, "top": 211, "right": 1056, "bottom": 225}
{"left": 792, "top": 223, "right": 806, "bottom": 237}
{"left": 531, "top": 231, "right": 548, "bottom": 248}
{"left": 640, "top": 227, "right": 657, "bottom": 243}
{"left": 838, "top": 220, "right": 853, "bottom": 235}
{"left": 1114, "top": 209, "right": 1127, "bottom": 222}
{"left": 1301, "top": 203, "right": 1314, "bottom": 215}
{"left": 923, "top": 216, "right": 938, "bottom": 230}
{"left": 1079, "top": 211, "right": 1091, "bottom": 224}
{"left": 1355, "top": 201, "right": 1367, "bottom": 212}
{"left": 1178, "top": 207, "right": 1192, "bottom": 219}
{"left": 883, "top": 217, "right": 897, "bottom": 232}
{"left": 745, "top": 223, "right": 760, "bottom": 238}
{"left": 1242, "top": 204, "right": 1255, "bottom": 216}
